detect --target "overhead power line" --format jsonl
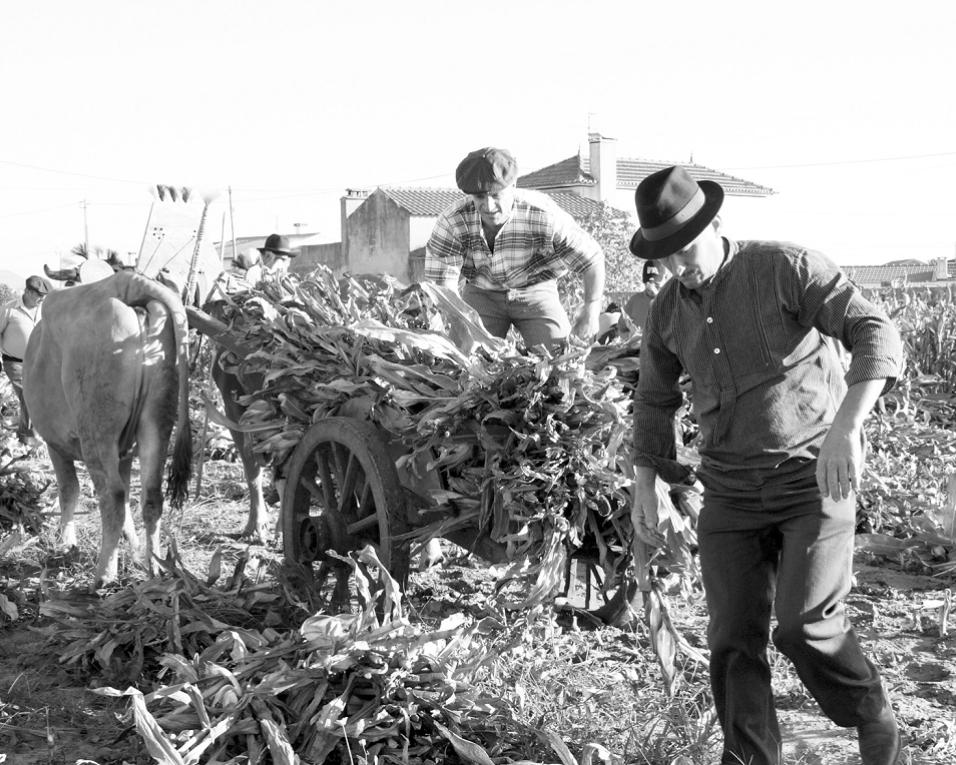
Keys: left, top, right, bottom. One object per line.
{"left": 0, "top": 158, "right": 150, "bottom": 185}
{"left": 726, "top": 150, "right": 956, "bottom": 171}
{"left": 0, "top": 201, "right": 84, "bottom": 219}
{"left": 0, "top": 157, "right": 454, "bottom": 198}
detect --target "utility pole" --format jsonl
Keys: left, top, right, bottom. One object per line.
{"left": 81, "top": 199, "right": 89, "bottom": 254}
{"left": 228, "top": 185, "right": 237, "bottom": 267}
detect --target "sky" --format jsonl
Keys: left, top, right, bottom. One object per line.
{"left": 1, "top": 0, "right": 955, "bottom": 286}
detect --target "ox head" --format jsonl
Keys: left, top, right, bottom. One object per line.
{"left": 44, "top": 257, "right": 120, "bottom": 287}
{"left": 44, "top": 249, "right": 225, "bottom": 309}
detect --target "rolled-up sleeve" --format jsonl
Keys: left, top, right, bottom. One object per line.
{"left": 632, "top": 315, "right": 685, "bottom": 468}
{"left": 551, "top": 207, "right": 603, "bottom": 275}
{"left": 787, "top": 249, "right": 904, "bottom": 393}
{"left": 424, "top": 213, "right": 464, "bottom": 289}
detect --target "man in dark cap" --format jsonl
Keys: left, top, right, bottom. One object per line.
{"left": 425, "top": 147, "right": 605, "bottom": 347}
{"left": 0, "top": 275, "right": 52, "bottom": 444}
{"left": 629, "top": 166, "right": 904, "bottom": 765}
{"left": 622, "top": 258, "right": 671, "bottom": 331}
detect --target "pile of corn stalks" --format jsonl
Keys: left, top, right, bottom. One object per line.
{"left": 70, "top": 546, "right": 583, "bottom": 764}
{"left": 207, "top": 269, "right": 699, "bottom": 605}
{"left": 0, "top": 449, "right": 50, "bottom": 538}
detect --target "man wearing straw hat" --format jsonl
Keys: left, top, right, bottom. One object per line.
{"left": 629, "top": 166, "right": 904, "bottom": 765}
{"left": 425, "top": 147, "right": 605, "bottom": 347}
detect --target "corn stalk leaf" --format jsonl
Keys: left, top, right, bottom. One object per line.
{"left": 433, "top": 720, "right": 496, "bottom": 765}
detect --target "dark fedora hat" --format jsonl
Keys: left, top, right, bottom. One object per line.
{"left": 456, "top": 147, "right": 517, "bottom": 194}
{"left": 258, "top": 233, "right": 298, "bottom": 258}
{"left": 629, "top": 166, "right": 724, "bottom": 260}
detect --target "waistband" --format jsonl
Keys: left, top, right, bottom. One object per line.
{"left": 1, "top": 354, "right": 23, "bottom": 363}
{"left": 465, "top": 278, "right": 556, "bottom": 293}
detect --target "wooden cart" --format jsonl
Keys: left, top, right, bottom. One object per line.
{"left": 189, "top": 305, "right": 647, "bottom": 625}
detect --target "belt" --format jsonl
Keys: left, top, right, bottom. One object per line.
{"left": 468, "top": 278, "right": 555, "bottom": 293}
{"left": 1, "top": 354, "right": 22, "bottom": 363}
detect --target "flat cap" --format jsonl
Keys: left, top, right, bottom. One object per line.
{"left": 25, "top": 275, "right": 52, "bottom": 295}
{"left": 455, "top": 147, "right": 517, "bottom": 194}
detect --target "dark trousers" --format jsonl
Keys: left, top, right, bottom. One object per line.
{"left": 697, "top": 474, "right": 889, "bottom": 765}
{"left": 2, "top": 355, "right": 34, "bottom": 441}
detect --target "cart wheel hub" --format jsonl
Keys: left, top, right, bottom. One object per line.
{"left": 297, "top": 516, "right": 331, "bottom": 563}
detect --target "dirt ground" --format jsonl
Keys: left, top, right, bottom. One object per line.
{"left": 1, "top": 453, "right": 956, "bottom": 764}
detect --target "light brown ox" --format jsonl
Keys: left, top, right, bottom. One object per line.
{"left": 45, "top": 254, "right": 274, "bottom": 543}
{"left": 23, "top": 271, "right": 192, "bottom": 587}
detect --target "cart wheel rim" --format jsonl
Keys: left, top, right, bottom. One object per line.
{"left": 280, "top": 417, "right": 410, "bottom": 610}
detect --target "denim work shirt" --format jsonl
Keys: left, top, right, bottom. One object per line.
{"left": 633, "top": 239, "right": 903, "bottom": 490}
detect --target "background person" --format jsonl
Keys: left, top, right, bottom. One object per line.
{"left": 0, "top": 275, "right": 52, "bottom": 445}
{"left": 227, "top": 249, "right": 263, "bottom": 284}
{"left": 629, "top": 166, "right": 904, "bottom": 765}
{"left": 257, "top": 233, "right": 298, "bottom": 277}
{"left": 622, "top": 259, "right": 670, "bottom": 331}
{"left": 425, "top": 147, "right": 605, "bottom": 347}
{"left": 597, "top": 301, "right": 622, "bottom": 343}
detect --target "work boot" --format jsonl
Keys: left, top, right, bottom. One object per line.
{"left": 857, "top": 707, "right": 902, "bottom": 765}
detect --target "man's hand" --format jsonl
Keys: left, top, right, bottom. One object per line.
{"left": 631, "top": 478, "right": 666, "bottom": 548}
{"left": 572, "top": 301, "right": 601, "bottom": 339}
{"left": 816, "top": 421, "right": 864, "bottom": 501}
{"left": 815, "top": 378, "right": 886, "bottom": 501}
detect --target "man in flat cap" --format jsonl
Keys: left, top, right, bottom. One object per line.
{"left": 0, "top": 275, "right": 51, "bottom": 445}
{"left": 425, "top": 147, "right": 605, "bottom": 347}
{"left": 629, "top": 166, "right": 904, "bottom": 765}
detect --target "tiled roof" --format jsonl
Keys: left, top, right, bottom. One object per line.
{"left": 517, "top": 155, "right": 775, "bottom": 197}
{"left": 379, "top": 187, "right": 463, "bottom": 215}
{"left": 378, "top": 186, "right": 628, "bottom": 219}
{"left": 545, "top": 191, "right": 627, "bottom": 218}
{"left": 514, "top": 155, "right": 596, "bottom": 189}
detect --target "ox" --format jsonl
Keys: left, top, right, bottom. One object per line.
{"left": 24, "top": 271, "right": 192, "bottom": 587}
{"left": 45, "top": 252, "right": 275, "bottom": 544}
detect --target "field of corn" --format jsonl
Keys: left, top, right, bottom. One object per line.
{"left": 1, "top": 280, "right": 956, "bottom": 765}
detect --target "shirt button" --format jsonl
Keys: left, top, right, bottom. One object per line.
{"left": 713, "top": 348, "right": 721, "bottom": 354}
{"left": 706, "top": 317, "right": 714, "bottom": 324}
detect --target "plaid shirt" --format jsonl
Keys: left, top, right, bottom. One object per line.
{"left": 424, "top": 189, "right": 602, "bottom": 290}
{"left": 633, "top": 239, "right": 903, "bottom": 490}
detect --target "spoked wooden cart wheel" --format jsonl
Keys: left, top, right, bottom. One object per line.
{"left": 281, "top": 417, "right": 410, "bottom": 612}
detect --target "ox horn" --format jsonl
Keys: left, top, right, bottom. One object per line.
{"left": 44, "top": 263, "right": 80, "bottom": 283}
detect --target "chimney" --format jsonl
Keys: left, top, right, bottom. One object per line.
{"left": 340, "top": 189, "right": 369, "bottom": 257}
{"left": 933, "top": 256, "right": 949, "bottom": 280}
{"left": 588, "top": 132, "right": 617, "bottom": 203}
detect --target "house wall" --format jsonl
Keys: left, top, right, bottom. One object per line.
{"left": 292, "top": 242, "right": 345, "bottom": 276}
{"left": 409, "top": 216, "right": 437, "bottom": 250}
{"left": 346, "top": 190, "right": 411, "bottom": 281}
{"left": 589, "top": 133, "right": 618, "bottom": 202}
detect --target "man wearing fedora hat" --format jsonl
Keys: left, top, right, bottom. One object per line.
{"left": 425, "top": 147, "right": 605, "bottom": 348}
{"left": 0, "top": 275, "right": 52, "bottom": 446}
{"left": 257, "top": 233, "right": 298, "bottom": 277}
{"left": 629, "top": 166, "right": 904, "bottom": 765}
